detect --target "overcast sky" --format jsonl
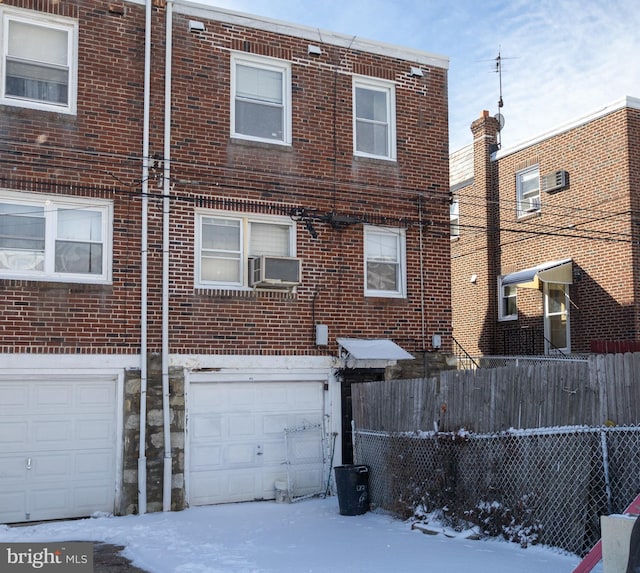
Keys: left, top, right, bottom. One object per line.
{"left": 191, "top": 0, "right": 640, "bottom": 153}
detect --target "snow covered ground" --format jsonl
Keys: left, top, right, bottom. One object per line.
{"left": 1, "top": 497, "right": 600, "bottom": 573}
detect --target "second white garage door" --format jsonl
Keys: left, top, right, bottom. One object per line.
{"left": 188, "top": 380, "right": 325, "bottom": 505}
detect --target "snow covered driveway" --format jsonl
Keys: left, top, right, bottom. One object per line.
{"left": 1, "top": 497, "right": 593, "bottom": 572}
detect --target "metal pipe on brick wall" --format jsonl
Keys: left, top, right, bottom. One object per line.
{"left": 161, "top": 0, "right": 174, "bottom": 513}
{"left": 138, "top": 0, "right": 153, "bottom": 516}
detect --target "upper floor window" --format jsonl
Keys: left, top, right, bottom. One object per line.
{"left": 1, "top": 7, "right": 77, "bottom": 114}
{"left": 231, "top": 53, "right": 291, "bottom": 145}
{"left": 498, "top": 277, "right": 517, "bottom": 321}
{"left": 353, "top": 77, "right": 396, "bottom": 160}
{"left": 364, "top": 225, "right": 406, "bottom": 298}
{"left": 516, "top": 165, "right": 540, "bottom": 218}
{"left": 450, "top": 197, "right": 460, "bottom": 239}
{"left": 196, "top": 212, "right": 297, "bottom": 289}
{"left": 0, "top": 190, "right": 112, "bottom": 283}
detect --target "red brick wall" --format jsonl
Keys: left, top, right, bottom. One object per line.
{"left": 0, "top": 1, "right": 451, "bottom": 356}
{"left": 452, "top": 105, "right": 640, "bottom": 355}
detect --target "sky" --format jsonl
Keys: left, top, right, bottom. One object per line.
{"left": 0, "top": 496, "right": 598, "bottom": 573}
{"left": 191, "top": 0, "right": 640, "bottom": 153}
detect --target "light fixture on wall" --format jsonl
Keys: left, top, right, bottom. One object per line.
{"left": 470, "top": 274, "right": 478, "bottom": 284}
{"left": 431, "top": 334, "right": 442, "bottom": 349}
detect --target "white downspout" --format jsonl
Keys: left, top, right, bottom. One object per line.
{"left": 161, "top": 0, "right": 174, "bottom": 512}
{"left": 138, "top": 0, "right": 152, "bottom": 515}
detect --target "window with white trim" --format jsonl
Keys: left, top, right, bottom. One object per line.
{"left": 231, "top": 53, "right": 291, "bottom": 145}
{"left": 516, "top": 165, "right": 540, "bottom": 218}
{"left": 1, "top": 6, "right": 77, "bottom": 113}
{"left": 196, "top": 212, "right": 296, "bottom": 288}
{"left": 364, "top": 226, "right": 406, "bottom": 298}
{"left": 353, "top": 77, "right": 396, "bottom": 160}
{"left": 498, "top": 277, "right": 517, "bottom": 321}
{"left": 450, "top": 197, "right": 460, "bottom": 238}
{"left": 0, "top": 190, "right": 112, "bottom": 283}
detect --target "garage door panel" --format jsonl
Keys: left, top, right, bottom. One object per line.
{"left": 189, "top": 380, "right": 325, "bottom": 506}
{"left": 0, "top": 421, "right": 29, "bottom": 451}
{"left": 191, "top": 414, "right": 222, "bottom": 440}
{"left": 191, "top": 445, "right": 222, "bottom": 471}
{"left": 0, "top": 455, "right": 28, "bottom": 481}
{"left": 35, "top": 384, "right": 74, "bottom": 409}
{"left": 0, "top": 384, "right": 28, "bottom": 409}
{"left": 228, "top": 415, "right": 256, "bottom": 438}
{"left": 0, "top": 377, "right": 118, "bottom": 524}
{"left": 75, "top": 418, "right": 114, "bottom": 444}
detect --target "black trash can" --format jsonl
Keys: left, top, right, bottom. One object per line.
{"left": 334, "top": 464, "right": 369, "bottom": 516}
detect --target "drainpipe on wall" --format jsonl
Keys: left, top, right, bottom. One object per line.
{"left": 138, "top": 0, "right": 153, "bottom": 516}
{"left": 161, "top": 0, "right": 174, "bottom": 513}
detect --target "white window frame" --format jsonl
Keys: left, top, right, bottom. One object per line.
{"left": 353, "top": 76, "right": 397, "bottom": 161}
{"left": 0, "top": 6, "right": 78, "bottom": 114}
{"left": 230, "top": 52, "right": 291, "bottom": 146}
{"left": 195, "top": 211, "right": 296, "bottom": 289}
{"left": 516, "top": 165, "right": 541, "bottom": 218}
{"left": 450, "top": 197, "right": 460, "bottom": 239}
{"left": 498, "top": 277, "right": 517, "bottom": 321}
{"left": 0, "top": 190, "right": 112, "bottom": 283}
{"left": 364, "top": 225, "right": 406, "bottom": 298}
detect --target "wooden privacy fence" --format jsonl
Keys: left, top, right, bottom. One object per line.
{"left": 352, "top": 352, "right": 640, "bottom": 433}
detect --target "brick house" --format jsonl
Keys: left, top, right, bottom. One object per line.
{"left": 450, "top": 97, "right": 640, "bottom": 359}
{"left": 0, "top": 0, "right": 450, "bottom": 522}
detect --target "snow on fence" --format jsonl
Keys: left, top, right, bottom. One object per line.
{"left": 353, "top": 425, "right": 640, "bottom": 556}
{"left": 352, "top": 353, "right": 640, "bottom": 433}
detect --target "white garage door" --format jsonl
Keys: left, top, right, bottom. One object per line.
{"left": 189, "top": 380, "right": 325, "bottom": 505}
{"left": 0, "top": 377, "right": 119, "bottom": 524}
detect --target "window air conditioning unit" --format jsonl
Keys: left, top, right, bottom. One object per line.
{"left": 522, "top": 196, "right": 541, "bottom": 213}
{"left": 249, "top": 256, "right": 301, "bottom": 287}
{"left": 541, "top": 170, "right": 568, "bottom": 193}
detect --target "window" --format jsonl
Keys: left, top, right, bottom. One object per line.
{"left": 516, "top": 165, "right": 540, "bottom": 218}
{"left": 196, "top": 212, "right": 295, "bottom": 288}
{"left": 498, "top": 278, "right": 517, "bottom": 321}
{"left": 450, "top": 197, "right": 460, "bottom": 238}
{"left": 1, "top": 7, "right": 77, "bottom": 113}
{"left": 364, "top": 226, "right": 406, "bottom": 298}
{"left": 231, "top": 53, "right": 291, "bottom": 145}
{"left": 353, "top": 77, "right": 396, "bottom": 160}
{"left": 0, "top": 191, "right": 112, "bottom": 282}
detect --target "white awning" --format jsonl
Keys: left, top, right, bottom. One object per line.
{"left": 336, "top": 338, "right": 414, "bottom": 361}
{"left": 502, "top": 259, "right": 572, "bottom": 289}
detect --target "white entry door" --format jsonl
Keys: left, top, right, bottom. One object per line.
{"left": 188, "top": 380, "right": 325, "bottom": 505}
{"left": 0, "top": 377, "right": 119, "bottom": 524}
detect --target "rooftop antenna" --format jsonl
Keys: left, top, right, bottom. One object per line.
{"left": 494, "top": 48, "right": 505, "bottom": 148}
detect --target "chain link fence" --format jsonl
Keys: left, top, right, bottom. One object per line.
{"left": 354, "top": 425, "right": 640, "bottom": 556}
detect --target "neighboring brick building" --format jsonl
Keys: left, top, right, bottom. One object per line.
{"left": 0, "top": 0, "right": 450, "bottom": 522}
{"left": 451, "top": 97, "right": 640, "bottom": 359}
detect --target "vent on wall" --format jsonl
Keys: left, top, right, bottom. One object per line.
{"left": 541, "top": 170, "right": 568, "bottom": 193}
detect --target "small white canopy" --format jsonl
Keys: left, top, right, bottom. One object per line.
{"left": 336, "top": 338, "right": 414, "bottom": 361}
{"left": 501, "top": 259, "right": 572, "bottom": 289}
